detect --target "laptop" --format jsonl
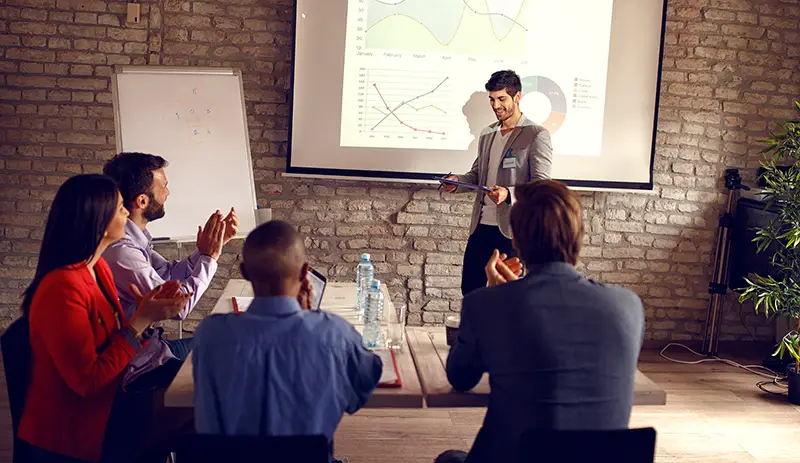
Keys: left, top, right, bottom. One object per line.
{"left": 308, "top": 267, "right": 327, "bottom": 311}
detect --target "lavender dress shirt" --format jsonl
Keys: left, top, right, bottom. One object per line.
{"left": 102, "top": 219, "right": 218, "bottom": 385}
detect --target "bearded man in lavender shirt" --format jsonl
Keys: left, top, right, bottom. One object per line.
{"left": 100, "top": 152, "right": 238, "bottom": 463}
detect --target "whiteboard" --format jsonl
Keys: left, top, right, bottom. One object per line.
{"left": 112, "top": 66, "right": 257, "bottom": 241}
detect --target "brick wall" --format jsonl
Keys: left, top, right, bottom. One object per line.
{"left": 1, "top": 0, "right": 799, "bottom": 341}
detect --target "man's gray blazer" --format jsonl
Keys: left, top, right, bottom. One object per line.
{"left": 456, "top": 115, "right": 553, "bottom": 239}
{"left": 446, "top": 262, "right": 645, "bottom": 462}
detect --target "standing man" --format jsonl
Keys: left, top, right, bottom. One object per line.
{"left": 442, "top": 70, "right": 553, "bottom": 295}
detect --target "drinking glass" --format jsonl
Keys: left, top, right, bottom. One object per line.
{"left": 386, "top": 303, "right": 407, "bottom": 351}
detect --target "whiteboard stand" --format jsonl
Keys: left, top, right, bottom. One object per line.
{"left": 176, "top": 241, "right": 183, "bottom": 340}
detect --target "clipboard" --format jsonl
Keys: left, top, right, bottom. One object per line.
{"left": 434, "top": 176, "right": 492, "bottom": 193}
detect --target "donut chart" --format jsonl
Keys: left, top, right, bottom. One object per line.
{"left": 521, "top": 76, "right": 567, "bottom": 134}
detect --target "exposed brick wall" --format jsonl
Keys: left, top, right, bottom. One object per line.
{"left": 1, "top": 0, "right": 799, "bottom": 342}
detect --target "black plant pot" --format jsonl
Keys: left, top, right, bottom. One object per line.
{"left": 787, "top": 365, "right": 800, "bottom": 405}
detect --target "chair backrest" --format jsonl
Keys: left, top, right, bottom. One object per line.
{"left": 1, "top": 316, "right": 32, "bottom": 463}
{"left": 172, "top": 434, "right": 330, "bottom": 463}
{"left": 519, "top": 427, "right": 657, "bottom": 463}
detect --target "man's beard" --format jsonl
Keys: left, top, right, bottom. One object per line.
{"left": 143, "top": 195, "right": 165, "bottom": 222}
{"left": 495, "top": 106, "right": 514, "bottom": 121}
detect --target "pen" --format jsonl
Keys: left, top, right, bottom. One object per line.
{"left": 438, "top": 172, "right": 452, "bottom": 191}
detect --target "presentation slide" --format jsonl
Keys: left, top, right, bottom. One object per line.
{"left": 288, "top": 0, "right": 666, "bottom": 189}
{"left": 339, "top": 0, "right": 612, "bottom": 158}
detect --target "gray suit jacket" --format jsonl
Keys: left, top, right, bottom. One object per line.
{"left": 456, "top": 115, "right": 553, "bottom": 239}
{"left": 446, "top": 262, "right": 645, "bottom": 463}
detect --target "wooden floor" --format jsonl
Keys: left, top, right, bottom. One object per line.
{"left": 3, "top": 347, "right": 799, "bottom": 462}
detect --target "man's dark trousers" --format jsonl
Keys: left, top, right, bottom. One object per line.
{"left": 461, "top": 224, "right": 517, "bottom": 296}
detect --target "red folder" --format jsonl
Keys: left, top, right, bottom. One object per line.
{"left": 377, "top": 349, "right": 402, "bottom": 388}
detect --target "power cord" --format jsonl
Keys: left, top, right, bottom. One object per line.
{"left": 737, "top": 301, "right": 757, "bottom": 343}
{"left": 659, "top": 342, "right": 784, "bottom": 383}
{"left": 757, "top": 377, "right": 788, "bottom": 396}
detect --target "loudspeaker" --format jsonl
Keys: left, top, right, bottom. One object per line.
{"left": 728, "top": 196, "right": 781, "bottom": 293}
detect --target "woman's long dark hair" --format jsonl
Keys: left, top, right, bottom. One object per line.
{"left": 21, "top": 174, "right": 120, "bottom": 316}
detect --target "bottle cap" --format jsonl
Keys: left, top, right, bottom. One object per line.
{"left": 361, "top": 253, "right": 370, "bottom": 261}
{"left": 371, "top": 279, "right": 381, "bottom": 289}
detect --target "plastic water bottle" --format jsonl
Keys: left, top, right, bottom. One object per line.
{"left": 355, "top": 253, "right": 374, "bottom": 321}
{"left": 362, "top": 279, "right": 384, "bottom": 349}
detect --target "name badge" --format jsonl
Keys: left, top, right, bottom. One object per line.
{"left": 502, "top": 156, "right": 517, "bottom": 169}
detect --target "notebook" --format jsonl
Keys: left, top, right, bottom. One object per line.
{"left": 376, "top": 349, "right": 402, "bottom": 388}
{"left": 231, "top": 296, "right": 253, "bottom": 313}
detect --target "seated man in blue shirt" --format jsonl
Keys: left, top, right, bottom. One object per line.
{"left": 437, "top": 179, "right": 645, "bottom": 463}
{"left": 192, "top": 220, "right": 383, "bottom": 461}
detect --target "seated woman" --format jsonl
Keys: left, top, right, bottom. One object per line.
{"left": 17, "top": 174, "right": 192, "bottom": 463}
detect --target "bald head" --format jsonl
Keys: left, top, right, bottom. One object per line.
{"left": 241, "top": 220, "right": 307, "bottom": 295}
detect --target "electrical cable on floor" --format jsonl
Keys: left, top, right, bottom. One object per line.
{"left": 757, "top": 377, "right": 788, "bottom": 396}
{"left": 659, "top": 342, "right": 784, "bottom": 381}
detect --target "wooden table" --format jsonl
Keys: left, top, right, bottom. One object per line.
{"left": 407, "top": 326, "right": 667, "bottom": 407}
{"left": 164, "top": 280, "right": 424, "bottom": 408}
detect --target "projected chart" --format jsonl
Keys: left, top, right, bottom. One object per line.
{"left": 365, "top": 0, "right": 530, "bottom": 57}
{"left": 364, "top": 70, "right": 450, "bottom": 136}
{"left": 340, "top": 0, "right": 614, "bottom": 155}
{"left": 341, "top": 68, "right": 467, "bottom": 150}
{"left": 520, "top": 75, "right": 567, "bottom": 134}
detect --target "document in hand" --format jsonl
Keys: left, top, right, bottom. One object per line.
{"left": 434, "top": 176, "right": 492, "bottom": 193}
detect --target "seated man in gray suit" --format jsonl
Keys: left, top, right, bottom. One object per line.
{"left": 436, "top": 179, "right": 645, "bottom": 463}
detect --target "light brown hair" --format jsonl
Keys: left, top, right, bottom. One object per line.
{"left": 509, "top": 179, "right": 584, "bottom": 266}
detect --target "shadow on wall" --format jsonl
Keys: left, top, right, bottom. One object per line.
{"left": 462, "top": 91, "right": 496, "bottom": 157}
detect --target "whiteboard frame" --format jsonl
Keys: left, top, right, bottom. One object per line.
{"left": 111, "top": 65, "right": 259, "bottom": 243}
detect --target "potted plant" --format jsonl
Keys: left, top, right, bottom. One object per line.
{"left": 738, "top": 101, "right": 800, "bottom": 404}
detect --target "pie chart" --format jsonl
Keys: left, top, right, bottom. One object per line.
{"left": 521, "top": 76, "right": 567, "bottom": 134}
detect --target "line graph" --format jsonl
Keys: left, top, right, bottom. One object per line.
{"left": 358, "top": 69, "right": 453, "bottom": 139}
{"left": 365, "top": 0, "right": 530, "bottom": 56}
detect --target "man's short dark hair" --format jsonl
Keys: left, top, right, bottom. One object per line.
{"left": 242, "top": 220, "right": 304, "bottom": 286}
{"left": 103, "top": 152, "right": 167, "bottom": 210}
{"left": 485, "top": 70, "right": 522, "bottom": 97}
{"left": 510, "top": 180, "right": 584, "bottom": 266}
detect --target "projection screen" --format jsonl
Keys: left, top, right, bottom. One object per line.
{"left": 287, "top": 0, "right": 667, "bottom": 190}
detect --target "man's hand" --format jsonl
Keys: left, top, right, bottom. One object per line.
{"left": 440, "top": 175, "right": 458, "bottom": 193}
{"left": 222, "top": 207, "right": 239, "bottom": 245}
{"left": 196, "top": 210, "right": 226, "bottom": 260}
{"left": 486, "top": 186, "right": 509, "bottom": 205}
{"left": 298, "top": 275, "right": 314, "bottom": 310}
{"left": 485, "top": 249, "right": 521, "bottom": 287}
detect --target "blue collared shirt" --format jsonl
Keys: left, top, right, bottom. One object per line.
{"left": 192, "top": 296, "right": 382, "bottom": 445}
